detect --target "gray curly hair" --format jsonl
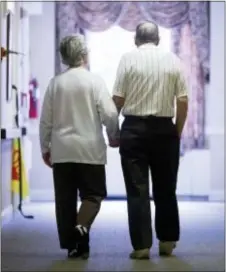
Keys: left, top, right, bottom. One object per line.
{"left": 60, "top": 34, "right": 88, "bottom": 67}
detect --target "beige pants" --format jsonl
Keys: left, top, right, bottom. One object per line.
{"left": 77, "top": 196, "right": 103, "bottom": 229}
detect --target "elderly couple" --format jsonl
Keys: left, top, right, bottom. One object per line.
{"left": 39, "top": 21, "right": 188, "bottom": 260}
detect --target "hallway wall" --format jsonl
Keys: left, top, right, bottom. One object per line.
{"left": 1, "top": 2, "right": 20, "bottom": 219}
{"left": 1, "top": 2, "right": 17, "bottom": 129}
{"left": 28, "top": 1, "right": 55, "bottom": 197}
{"left": 1, "top": 2, "right": 44, "bottom": 224}
{"left": 207, "top": 1, "right": 225, "bottom": 200}
{"left": 1, "top": 140, "right": 13, "bottom": 212}
{"left": 27, "top": 2, "right": 224, "bottom": 201}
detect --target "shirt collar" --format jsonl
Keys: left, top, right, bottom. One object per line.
{"left": 138, "top": 43, "right": 156, "bottom": 49}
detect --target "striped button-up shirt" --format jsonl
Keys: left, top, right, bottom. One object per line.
{"left": 113, "top": 43, "right": 188, "bottom": 117}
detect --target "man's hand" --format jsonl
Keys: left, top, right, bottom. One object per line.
{"left": 175, "top": 96, "right": 188, "bottom": 138}
{"left": 42, "top": 152, "right": 52, "bottom": 168}
{"left": 112, "top": 95, "right": 125, "bottom": 114}
{"left": 108, "top": 138, "right": 120, "bottom": 148}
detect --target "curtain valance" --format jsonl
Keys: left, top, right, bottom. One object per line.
{"left": 56, "top": 1, "right": 209, "bottom": 76}
{"left": 73, "top": 2, "right": 190, "bottom": 31}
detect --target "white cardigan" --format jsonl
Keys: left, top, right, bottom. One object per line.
{"left": 39, "top": 67, "right": 119, "bottom": 165}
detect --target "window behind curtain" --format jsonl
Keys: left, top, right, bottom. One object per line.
{"left": 86, "top": 25, "right": 171, "bottom": 94}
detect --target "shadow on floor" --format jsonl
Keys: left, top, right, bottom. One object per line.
{"left": 1, "top": 202, "right": 225, "bottom": 271}
{"left": 47, "top": 255, "right": 195, "bottom": 272}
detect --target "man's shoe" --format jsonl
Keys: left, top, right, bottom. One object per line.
{"left": 129, "top": 248, "right": 150, "bottom": 259}
{"left": 159, "top": 241, "right": 176, "bottom": 256}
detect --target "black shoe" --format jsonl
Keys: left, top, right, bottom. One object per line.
{"left": 67, "top": 247, "right": 90, "bottom": 259}
{"left": 77, "top": 245, "right": 90, "bottom": 259}
{"left": 67, "top": 248, "right": 79, "bottom": 259}
{"left": 74, "top": 225, "right": 90, "bottom": 259}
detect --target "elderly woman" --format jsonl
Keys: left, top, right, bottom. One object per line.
{"left": 39, "top": 34, "right": 119, "bottom": 259}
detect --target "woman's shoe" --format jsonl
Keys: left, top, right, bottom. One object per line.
{"left": 74, "top": 225, "right": 90, "bottom": 259}
{"left": 67, "top": 246, "right": 89, "bottom": 259}
{"left": 77, "top": 243, "right": 90, "bottom": 259}
{"left": 67, "top": 248, "right": 79, "bottom": 258}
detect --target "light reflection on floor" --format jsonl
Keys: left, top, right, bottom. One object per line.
{"left": 1, "top": 201, "right": 225, "bottom": 271}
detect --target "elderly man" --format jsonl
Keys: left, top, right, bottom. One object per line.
{"left": 112, "top": 22, "right": 188, "bottom": 259}
{"left": 39, "top": 34, "right": 119, "bottom": 259}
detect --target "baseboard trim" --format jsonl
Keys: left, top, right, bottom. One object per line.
{"left": 30, "top": 189, "right": 211, "bottom": 202}
{"left": 106, "top": 195, "right": 209, "bottom": 202}
{"left": 208, "top": 190, "right": 225, "bottom": 202}
{"left": 1, "top": 205, "right": 13, "bottom": 228}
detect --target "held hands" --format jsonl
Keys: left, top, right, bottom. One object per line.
{"left": 108, "top": 138, "right": 120, "bottom": 148}
{"left": 107, "top": 128, "right": 120, "bottom": 148}
{"left": 42, "top": 151, "right": 52, "bottom": 168}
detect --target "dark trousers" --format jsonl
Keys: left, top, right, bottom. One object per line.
{"left": 52, "top": 163, "right": 107, "bottom": 249}
{"left": 120, "top": 115, "right": 180, "bottom": 250}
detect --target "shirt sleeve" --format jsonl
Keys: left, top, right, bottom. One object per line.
{"left": 39, "top": 79, "right": 53, "bottom": 154}
{"left": 95, "top": 76, "right": 119, "bottom": 139}
{"left": 112, "top": 54, "right": 128, "bottom": 98}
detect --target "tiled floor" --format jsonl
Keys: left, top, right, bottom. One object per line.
{"left": 1, "top": 201, "right": 225, "bottom": 271}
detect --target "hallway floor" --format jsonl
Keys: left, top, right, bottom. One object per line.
{"left": 1, "top": 201, "right": 225, "bottom": 271}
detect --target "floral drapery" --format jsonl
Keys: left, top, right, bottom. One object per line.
{"left": 56, "top": 1, "right": 209, "bottom": 76}
{"left": 173, "top": 23, "right": 206, "bottom": 152}
{"left": 55, "top": 1, "right": 209, "bottom": 151}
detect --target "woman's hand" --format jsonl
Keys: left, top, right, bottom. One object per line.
{"left": 42, "top": 152, "right": 52, "bottom": 168}
{"left": 108, "top": 138, "right": 120, "bottom": 148}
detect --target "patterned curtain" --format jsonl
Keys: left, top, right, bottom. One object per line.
{"left": 55, "top": 1, "right": 209, "bottom": 152}
{"left": 171, "top": 2, "right": 209, "bottom": 151}
{"left": 55, "top": 2, "right": 78, "bottom": 74}
{"left": 175, "top": 23, "right": 206, "bottom": 152}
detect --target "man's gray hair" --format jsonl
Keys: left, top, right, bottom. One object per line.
{"left": 60, "top": 34, "right": 88, "bottom": 67}
{"left": 135, "top": 21, "right": 159, "bottom": 45}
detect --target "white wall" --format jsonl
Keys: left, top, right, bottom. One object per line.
{"left": 29, "top": 2, "right": 55, "bottom": 109}
{"left": 28, "top": 1, "right": 55, "bottom": 196}
{"left": 207, "top": 2, "right": 225, "bottom": 201}
{"left": 1, "top": 2, "right": 32, "bottom": 220}
{"left": 28, "top": 2, "right": 224, "bottom": 201}
{"left": 1, "top": 2, "right": 18, "bottom": 128}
